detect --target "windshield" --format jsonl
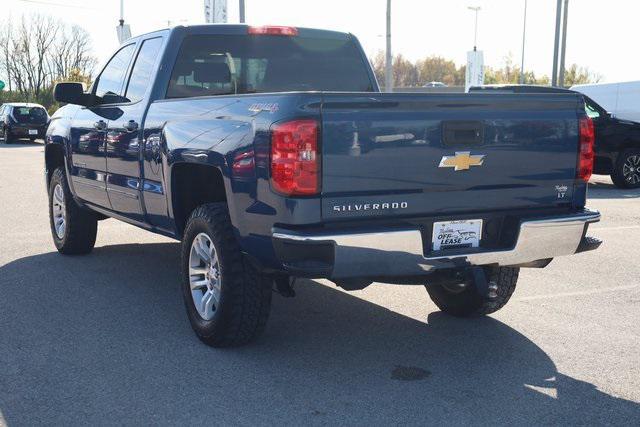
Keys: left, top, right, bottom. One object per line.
{"left": 584, "top": 96, "right": 604, "bottom": 119}
{"left": 13, "top": 107, "right": 48, "bottom": 123}
{"left": 167, "top": 34, "right": 374, "bottom": 98}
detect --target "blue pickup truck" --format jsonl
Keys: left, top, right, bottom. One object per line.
{"left": 46, "top": 24, "right": 602, "bottom": 347}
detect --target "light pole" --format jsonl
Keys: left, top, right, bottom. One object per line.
{"left": 468, "top": 6, "right": 481, "bottom": 51}
{"left": 552, "top": 0, "right": 562, "bottom": 86}
{"left": 116, "top": 0, "right": 131, "bottom": 43}
{"left": 239, "top": 0, "right": 246, "bottom": 23}
{"left": 551, "top": 0, "right": 569, "bottom": 87}
{"left": 119, "top": 0, "right": 124, "bottom": 27}
{"left": 465, "top": 6, "right": 484, "bottom": 92}
{"left": 558, "top": 0, "right": 569, "bottom": 87}
{"left": 385, "top": 0, "right": 393, "bottom": 92}
{"left": 519, "top": 0, "right": 527, "bottom": 84}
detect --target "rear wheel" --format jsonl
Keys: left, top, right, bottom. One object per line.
{"left": 181, "top": 203, "right": 272, "bottom": 347}
{"left": 611, "top": 149, "right": 640, "bottom": 189}
{"left": 48, "top": 168, "right": 98, "bottom": 254}
{"left": 3, "top": 128, "right": 14, "bottom": 144}
{"left": 426, "top": 267, "right": 519, "bottom": 317}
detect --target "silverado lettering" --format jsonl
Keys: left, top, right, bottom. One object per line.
{"left": 332, "top": 202, "right": 408, "bottom": 212}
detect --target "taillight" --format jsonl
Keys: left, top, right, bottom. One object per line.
{"left": 247, "top": 26, "right": 298, "bottom": 36}
{"left": 577, "top": 116, "right": 595, "bottom": 182}
{"left": 270, "top": 119, "right": 319, "bottom": 196}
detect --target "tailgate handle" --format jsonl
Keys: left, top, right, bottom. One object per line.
{"left": 442, "top": 120, "right": 484, "bottom": 145}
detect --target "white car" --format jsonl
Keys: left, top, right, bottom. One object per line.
{"left": 423, "top": 81, "right": 448, "bottom": 88}
{"left": 571, "top": 81, "right": 640, "bottom": 123}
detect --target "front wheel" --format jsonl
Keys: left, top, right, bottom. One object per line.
{"left": 181, "top": 203, "right": 272, "bottom": 347}
{"left": 425, "top": 267, "right": 519, "bottom": 317}
{"left": 611, "top": 149, "right": 640, "bottom": 189}
{"left": 48, "top": 168, "right": 98, "bottom": 254}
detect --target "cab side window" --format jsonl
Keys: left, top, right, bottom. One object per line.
{"left": 94, "top": 44, "right": 136, "bottom": 99}
{"left": 125, "top": 37, "right": 164, "bottom": 103}
{"left": 585, "top": 102, "right": 601, "bottom": 119}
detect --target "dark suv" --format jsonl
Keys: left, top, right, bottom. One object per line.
{"left": 470, "top": 85, "right": 640, "bottom": 189}
{"left": 0, "top": 103, "right": 50, "bottom": 144}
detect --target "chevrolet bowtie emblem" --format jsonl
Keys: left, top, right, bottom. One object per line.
{"left": 438, "top": 152, "right": 486, "bottom": 171}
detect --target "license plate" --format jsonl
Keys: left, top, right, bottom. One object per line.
{"left": 28, "top": 129, "right": 38, "bottom": 135}
{"left": 432, "top": 219, "right": 482, "bottom": 251}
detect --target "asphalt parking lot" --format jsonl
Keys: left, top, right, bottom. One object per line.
{"left": 1, "top": 142, "right": 639, "bottom": 426}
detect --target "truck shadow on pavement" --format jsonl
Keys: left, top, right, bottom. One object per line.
{"left": 0, "top": 242, "right": 638, "bottom": 425}
{"left": 0, "top": 140, "right": 44, "bottom": 148}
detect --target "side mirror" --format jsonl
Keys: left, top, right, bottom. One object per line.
{"left": 53, "top": 82, "right": 90, "bottom": 106}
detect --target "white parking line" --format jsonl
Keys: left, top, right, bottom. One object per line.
{"left": 514, "top": 284, "right": 640, "bottom": 301}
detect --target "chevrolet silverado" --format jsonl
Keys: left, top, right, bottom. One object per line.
{"left": 46, "top": 24, "right": 602, "bottom": 347}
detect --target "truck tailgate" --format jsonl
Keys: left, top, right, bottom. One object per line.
{"left": 320, "top": 93, "right": 582, "bottom": 220}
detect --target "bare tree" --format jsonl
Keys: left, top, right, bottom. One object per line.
{"left": 369, "top": 51, "right": 602, "bottom": 88}
{"left": 49, "top": 25, "right": 96, "bottom": 84}
{"left": 0, "top": 13, "right": 96, "bottom": 101}
{"left": 0, "top": 20, "right": 14, "bottom": 91}
{"left": 9, "top": 15, "right": 59, "bottom": 97}
{"left": 393, "top": 54, "right": 418, "bottom": 87}
{"left": 370, "top": 50, "right": 385, "bottom": 88}
{"left": 416, "top": 56, "right": 461, "bottom": 86}
{"left": 562, "top": 64, "right": 602, "bottom": 86}
{"left": 370, "top": 51, "right": 420, "bottom": 88}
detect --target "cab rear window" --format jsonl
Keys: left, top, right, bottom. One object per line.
{"left": 167, "top": 34, "right": 374, "bottom": 98}
{"left": 13, "top": 107, "right": 48, "bottom": 123}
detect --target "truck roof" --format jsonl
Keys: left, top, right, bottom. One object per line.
{"left": 1, "top": 102, "right": 47, "bottom": 108}
{"left": 127, "top": 24, "right": 352, "bottom": 44}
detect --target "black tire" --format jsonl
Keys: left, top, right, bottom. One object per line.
{"left": 611, "top": 149, "right": 640, "bottom": 189}
{"left": 48, "top": 168, "right": 98, "bottom": 254}
{"left": 4, "top": 128, "right": 14, "bottom": 144}
{"left": 181, "top": 203, "right": 272, "bottom": 347}
{"left": 426, "top": 267, "right": 519, "bottom": 317}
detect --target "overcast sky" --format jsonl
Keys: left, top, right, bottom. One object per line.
{"left": 5, "top": 0, "right": 636, "bottom": 83}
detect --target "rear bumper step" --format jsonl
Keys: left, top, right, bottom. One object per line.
{"left": 272, "top": 209, "right": 601, "bottom": 279}
{"left": 576, "top": 235, "right": 603, "bottom": 254}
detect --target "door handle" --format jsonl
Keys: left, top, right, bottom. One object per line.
{"left": 123, "top": 120, "right": 139, "bottom": 133}
{"left": 93, "top": 120, "right": 107, "bottom": 131}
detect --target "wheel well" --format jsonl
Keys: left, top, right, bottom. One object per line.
{"left": 172, "top": 163, "right": 227, "bottom": 237}
{"left": 612, "top": 144, "right": 640, "bottom": 166}
{"left": 45, "top": 144, "right": 65, "bottom": 186}
{"left": 622, "top": 142, "right": 640, "bottom": 154}
{"left": 594, "top": 156, "right": 613, "bottom": 175}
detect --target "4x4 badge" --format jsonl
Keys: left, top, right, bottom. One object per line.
{"left": 439, "top": 152, "right": 486, "bottom": 171}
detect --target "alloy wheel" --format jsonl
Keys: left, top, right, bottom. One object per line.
{"left": 623, "top": 155, "right": 640, "bottom": 185}
{"left": 188, "top": 233, "right": 222, "bottom": 320}
{"left": 52, "top": 184, "right": 66, "bottom": 239}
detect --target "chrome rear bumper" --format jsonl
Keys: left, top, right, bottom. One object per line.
{"left": 272, "top": 209, "right": 601, "bottom": 279}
